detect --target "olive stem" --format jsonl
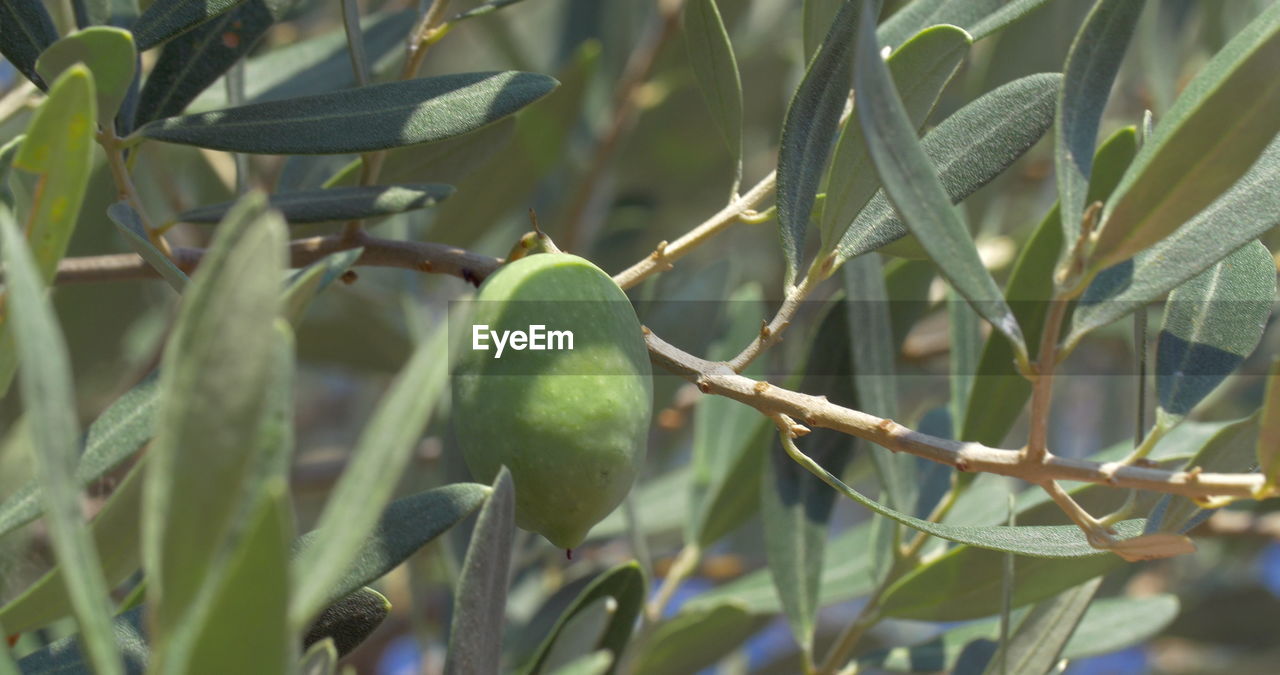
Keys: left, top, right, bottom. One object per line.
{"left": 645, "top": 542, "right": 701, "bottom": 623}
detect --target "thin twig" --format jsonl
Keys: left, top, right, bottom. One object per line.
{"left": 646, "top": 543, "right": 701, "bottom": 622}
{"left": 1024, "top": 298, "right": 1068, "bottom": 462}
{"left": 98, "top": 129, "right": 173, "bottom": 256}
{"left": 727, "top": 268, "right": 820, "bottom": 372}
{"left": 612, "top": 170, "right": 777, "bottom": 289}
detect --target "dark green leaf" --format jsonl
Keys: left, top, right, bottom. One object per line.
{"left": 135, "top": 0, "right": 295, "bottom": 125}
{"left": 0, "top": 0, "right": 59, "bottom": 88}
{"left": 302, "top": 587, "right": 390, "bottom": 658}
{"left": 632, "top": 603, "right": 765, "bottom": 675}
{"left": 108, "top": 202, "right": 190, "bottom": 293}
{"left": 291, "top": 326, "right": 452, "bottom": 624}
{"left": 132, "top": 0, "right": 249, "bottom": 51}
{"left": 1090, "top": 1, "right": 1280, "bottom": 269}
{"left": 325, "top": 117, "right": 516, "bottom": 188}
{"left": 1155, "top": 240, "right": 1274, "bottom": 420}
{"left": 852, "top": 0, "right": 1027, "bottom": 363}
{"left": 14, "top": 607, "right": 147, "bottom": 674}
{"left": 0, "top": 135, "right": 23, "bottom": 208}
{"left": 833, "top": 73, "right": 1060, "bottom": 266}
{"left": 1069, "top": 136, "right": 1280, "bottom": 346}
{"left": 520, "top": 562, "right": 645, "bottom": 675}
{"left": 981, "top": 578, "right": 1102, "bottom": 675}
{"left": 684, "top": 0, "right": 743, "bottom": 186}
{"left": 138, "top": 71, "right": 559, "bottom": 155}
{"left": 963, "top": 126, "right": 1137, "bottom": 446}
{"left": 803, "top": 0, "right": 844, "bottom": 59}
{"left": 180, "top": 184, "right": 454, "bottom": 224}
{"left": 445, "top": 468, "right": 516, "bottom": 675}
{"left": 0, "top": 376, "right": 158, "bottom": 538}
{"left": 777, "top": 0, "right": 857, "bottom": 286}
{"left": 820, "top": 24, "right": 970, "bottom": 253}
{"left": 143, "top": 192, "right": 286, "bottom": 641}
{"left": 292, "top": 484, "right": 489, "bottom": 611}
{"left": 35, "top": 27, "right": 138, "bottom": 127}
{"left": 2, "top": 209, "right": 123, "bottom": 672}
{"left": 1055, "top": 0, "right": 1144, "bottom": 254}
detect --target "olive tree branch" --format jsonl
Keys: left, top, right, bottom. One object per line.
{"left": 611, "top": 169, "right": 777, "bottom": 290}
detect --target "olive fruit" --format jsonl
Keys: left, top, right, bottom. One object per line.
{"left": 452, "top": 253, "right": 652, "bottom": 549}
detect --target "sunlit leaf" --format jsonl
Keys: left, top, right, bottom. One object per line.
{"left": 108, "top": 202, "right": 190, "bottom": 293}
{"left": 132, "top": 0, "right": 250, "bottom": 51}
{"left": 36, "top": 27, "right": 138, "bottom": 127}
{"left": 180, "top": 184, "right": 454, "bottom": 224}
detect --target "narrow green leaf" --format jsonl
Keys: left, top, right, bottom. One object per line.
{"left": 865, "top": 594, "right": 1179, "bottom": 670}
{"left": 282, "top": 249, "right": 364, "bottom": 326}
{"left": 520, "top": 562, "right": 645, "bottom": 675}
{"left": 820, "top": 24, "right": 970, "bottom": 253}
{"left": 1153, "top": 413, "right": 1260, "bottom": 534}
{"left": 981, "top": 578, "right": 1102, "bottom": 675}
{"left": 1069, "top": 136, "right": 1280, "bottom": 346}
{"left": 1055, "top": 0, "right": 1144, "bottom": 255}
{"left": 181, "top": 184, "right": 453, "bottom": 224}
{"left": 1155, "top": 240, "right": 1274, "bottom": 420}
{"left": 0, "top": 376, "right": 158, "bottom": 538}
{"left": 877, "top": 0, "right": 1049, "bottom": 45}
{"left": 325, "top": 116, "right": 516, "bottom": 188}
{"left": 291, "top": 326, "right": 452, "bottom": 625}
{"left": 632, "top": 603, "right": 765, "bottom": 675}
{"left": 966, "top": 0, "right": 1057, "bottom": 40}
{"left": 340, "top": 0, "right": 370, "bottom": 85}
{"left": 444, "top": 468, "right": 516, "bottom": 675}
{"left": 685, "top": 521, "right": 874, "bottom": 617}
{"left": 143, "top": 192, "right": 286, "bottom": 645}
{"left": 298, "top": 639, "right": 338, "bottom": 675}
{"left": 548, "top": 652, "right": 613, "bottom": 675}
{"left": 450, "top": 0, "right": 533, "bottom": 22}
{"left": 0, "top": 0, "right": 59, "bottom": 88}
{"left": 14, "top": 608, "right": 148, "bottom": 673}
{"left": 177, "top": 482, "right": 293, "bottom": 675}
{"left": 1258, "top": 359, "right": 1280, "bottom": 488}
{"left": 541, "top": 600, "right": 612, "bottom": 673}
{"left": 291, "top": 484, "right": 489, "bottom": 612}
{"left": 138, "top": 72, "right": 559, "bottom": 155}
{"left": 1090, "top": 1, "right": 1280, "bottom": 269}
{"left": 832, "top": 73, "right": 1060, "bottom": 266}
{"left": 949, "top": 288, "right": 982, "bottom": 427}
{"left": 35, "top": 27, "right": 138, "bottom": 127}
{"left": 108, "top": 202, "right": 190, "bottom": 293}
{"left": 803, "top": 0, "right": 844, "bottom": 59}
{"left": 135, "top": 0, "right": 296, "bottom": 124}
{"left": 852, "top": 0, "right": 1027, "bottom": 363}
{"left": 132, "top": 0, "right": 250, "bottom": 51}
{"left": 689, "top": 284, "right": 769, "bottom": 546}
{"left": 684, "top": 0, "right": 743, "bottom": 187}
{"left": 777, "top": 0, "right": 858, "bottom": 286}
{"left": 843, "top": 255, "right": 916, "bottom": 512}
{"left": 963, "top": 126, "right": 1137, "bottom": 447}
{"left": 1, "top": 209, "right": 123, "bottom": 674}
{"left": 0, "top": 460, "right": 144, "bottom": 636}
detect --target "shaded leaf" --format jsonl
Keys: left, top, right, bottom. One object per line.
{"left": 632, "top": 603, "right": 765, "bottom": 675}
{"left": 292, "top": 484, "right": 489, "bottom": 612}
{"left": 1155, "top": 240, "right": 1274, "bottom": 420}
{"left": 981, "top": 578, "right": 1101, "bottom": 675}
{"left": 14, "top": 607, "right": 147, "bottom": 674}
{"left": 684, "top": 0, "right": 743, "bottom": 186}
{"left": 1055, "top": 0, "right": 1144, "bottom": 256}
{"left": 1151, "top": 413, "right": 1259, "bottom": 534}
{"left": 135, "top": 0, "right": 295, "bottom": 125}
{"left": 132, "top": 0, "right": 249, "bottom": 51}
{"left": 108, "top": 201, "right": 190, "bottom": 293}
{"left": 851, "top": 0, "right": 1027, "bottom": 363}
{"left": 138, "top": 72, "right": 559, "bottom": 155}
{"left": 302, "top": 587, "right": 390, "bottom": 658}
{"left": 1090, "top": 2, "right": 1280, "bottom": 268}
{"left": 777, "top": 0, "right": 857, "bottom": 286}
{"left": 142, "top": 193, "right": 286, "bottom": 644}
{"left": 520, "top": 562, "right": 645, "bottom": 675}
{"left": 444, "top": 469, "right": 516, "bottom": 675}
{"left": 803, "top": 0, "right": 844, "bottom": 59}
{"left": 325, "top": 117, "right": 516, "bottom": 188}
{"left": 180, "top": 184, "right": 454, "bottom": 224}
{"left": 820, "top": 24, "right": 970, "bottom": 253}
{"left": 291, "top": 326, "right": 452, "bottom": 624}
{"left": 963, "top": 126, "right": 1137, "bottom": 447}
{"left": 0, "top": 0, "right": 59, "bottom": 88}
{"left": 1, "top": 209, "right": 123, "bottom": 673}
{"left": 1069, "top": 136, "right": 1280, "bottom": 346}
{"left": 833, "top": 73, "right": 1060, "bottom": 266}
{"left": 35, "top": 27, "right": 138, "bottom": 127}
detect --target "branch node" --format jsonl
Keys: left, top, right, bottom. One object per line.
{"left": 340, "top": 270, "right": 358, "bottom": 285}
{"left": 753, "top": 381, "right": 771, "bottom": 394}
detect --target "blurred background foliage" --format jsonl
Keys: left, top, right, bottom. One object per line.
{"left": 3, "top": 0, "right": 1280, "bottom": 672}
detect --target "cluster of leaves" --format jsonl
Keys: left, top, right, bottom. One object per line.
{"left": 1, "top": 0, "right": 1279, "bottom": 672}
